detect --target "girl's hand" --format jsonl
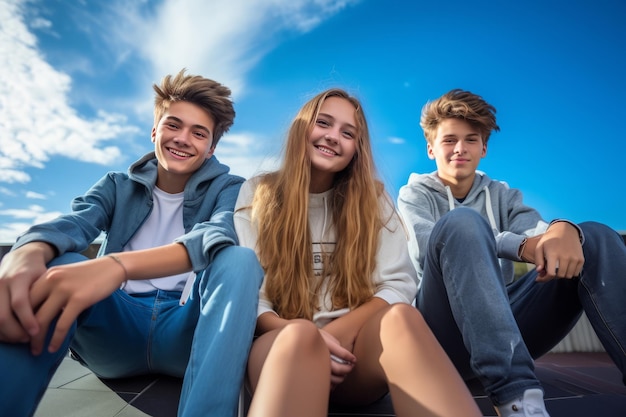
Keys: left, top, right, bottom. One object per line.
{"left": 319, "top": 328, "right": 356, "bottom": 388}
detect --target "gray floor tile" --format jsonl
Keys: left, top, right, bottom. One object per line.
{"left": 48, "top": 356, "right": 93, "bottom": 388}
{"left": 115, "top": 407, "right": 157, "bottom": 417}
{"left": 35, "top": 356, "right": 151, "bottom": 417}
{"left": 34, "top": 388, "right": 131, "bottom": 417}
{"left": 63, "top": 372, "right": 120, "bottom": 392}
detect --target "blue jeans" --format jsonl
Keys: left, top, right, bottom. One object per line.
{"left": 416, "top": 207, "right": 626, "bottom": 405}
{"left": 0, "top": 245, "right": 263, "bottom": 417}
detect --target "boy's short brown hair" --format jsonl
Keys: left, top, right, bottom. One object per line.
{"left": 153, "top": 69, "right": 235, "bottom": 147}
{"left": 420, "top": 89, "right": 500, "bottom": 144}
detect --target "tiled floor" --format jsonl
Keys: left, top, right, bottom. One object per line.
{"left": 35, "top": 353, "right": 152, "bottom": 417}
{"left": 532, "top": 353, "right": 626, "bottom": 416}
{"left": 34, "top": 351, "right": 626, "bottom": 417}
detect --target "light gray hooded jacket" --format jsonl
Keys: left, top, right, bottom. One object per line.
{"left": 397, "top": 170, "right": 550, "bottom": 287}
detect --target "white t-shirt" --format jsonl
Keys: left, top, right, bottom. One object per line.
{"left": 121, "top": 187, "right": 192, "bottom": 294}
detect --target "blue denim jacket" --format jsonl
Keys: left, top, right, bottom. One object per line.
{"left": 13, "top": 152, "right": 244, "bottom": 272}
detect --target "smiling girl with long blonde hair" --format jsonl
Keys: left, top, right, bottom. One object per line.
{"left": 235, "top": 88, "right": 481, "bottom": 417}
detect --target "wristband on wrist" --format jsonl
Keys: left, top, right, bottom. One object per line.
{"left": 518, "top": 237, "right": 528, "bottom": 261}
{"left": 107, "top": 254, "right": 128, "bottom": 281}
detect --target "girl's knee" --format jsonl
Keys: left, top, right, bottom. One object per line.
{"left": 380, "top": 303, "right": 429, "bottom": 335}
{"left": 276, "top": 320, "right": 327, "bottom": 355}
{"left": 257, "top": 321, "right": 330, "bottom": 378}
{"left": 386, "top": 303, "right": 421, "bottom": 320}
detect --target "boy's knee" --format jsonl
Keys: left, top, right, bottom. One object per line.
{"left": 232, "top": 246, "right": 263, "bottom": 286}
{"left": 207, "top": 245, "right": 263, "bottom": 289}
{"left": 579, "top": 221, "right": 614, "bottom": 240}
{"left": 215, "top": 245, "right": 258, "bottom": 264}
{"left": 214, "top": 246, "right": 261, "bottom": 271}
{"left": 433, "top": 207, "right": 491, "bottom": 241}
{"left": 443, "top": 207, "right": 484, "bottom": 225}
{"left": 579, "top": 221, "right": 626, "bottom": 249}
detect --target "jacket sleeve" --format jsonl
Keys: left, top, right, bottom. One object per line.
{"left": 493, "top": 183, "right": 548, "bottom": 261}
{"left": 233, "top": 178, "right": 259, "bottom": 250}
{"left": 175, "top": 175, "right": 243, "bottom": 272}
{"left": 371, "top": 199, "right": 418, "bottom": 305}
{"left": 397, "top": 184, "right": 439, "bottom": 284}
{"left": 12, "top": 173, "right": 116, "bottom": 254}
{"left": 233, "top": 178, "right": 273, "bottom": 317}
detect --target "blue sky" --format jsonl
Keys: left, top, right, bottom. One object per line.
{"left": 1, "top": 0, "right": 625, "bottom": 244}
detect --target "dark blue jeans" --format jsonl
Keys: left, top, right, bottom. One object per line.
{"left": 416, "top": 207, "right": 626, "bottom": 405}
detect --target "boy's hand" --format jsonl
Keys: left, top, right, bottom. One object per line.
{"left": 0, "top": 244, "right": 52, "bottom": 343}
{"left": 521, "top": 222, "right": 584, "bottom": 282}
{"left": 28, "top": 257, "right": 127, "bottom": 355}
{"left": 318, "top": 328, "right": 356, "bottom": 389}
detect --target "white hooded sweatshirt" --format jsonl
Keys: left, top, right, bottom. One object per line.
{"left": 234, "top": 176, "right": 417, "bottom": 327}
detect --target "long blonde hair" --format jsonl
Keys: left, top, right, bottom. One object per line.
{"left": 250, "top": 89, "right": 387, "bottom": 320}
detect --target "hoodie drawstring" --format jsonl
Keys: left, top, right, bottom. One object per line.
{"left": 445, "top": 187, "right": 455, "bottom": 211}
{"left": 482, "top": 185, "right": 498, "bottom": 233}
{"left": 321, "top": 195, "right": 328, "bottom": 243}
{"left": 179, "top": 272, "right": 196, "bottom": 305}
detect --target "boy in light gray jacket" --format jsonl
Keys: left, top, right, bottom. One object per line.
{"left": 397, "top": 89, "right": 626, "bottom": 417}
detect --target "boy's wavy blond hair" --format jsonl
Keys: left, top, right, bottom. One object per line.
{"left": 153, "top": 68, "right": 235, "bottom": 147}
{"left": 249, "top": 88, "right": 389, "bottom": 320}
{"left": 420, "top": 89, "right": 500, "bottom": 144}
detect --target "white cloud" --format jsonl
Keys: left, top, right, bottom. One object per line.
{"left": 29, "top": 16, "right": 51, "bottom": 30}
{"left": 0, "top": 0, "right": 140, "bottom": 185}
{"left": 388, "top": 136, "right": 405, "bottom": 144}
{"left": 0, "top": 204, "right": 46, "bottom": 219}
{"left": 0, "top": 222, "right": 31, "bottom": 244}
{"left": 0, "top": 168, "right": 31, "bottom": 184}
{"left": 103, "top": 0, "right": 360, "bottom": 98}
{"left": 0, "top": 205, "right": 62, "bottom": 243}
{"left": 0, "top": 187, "right": 14, "bottom": 197}
{"left": 216, "top": 132, "right": 281, "bottom": 179}
{"left": 25, "top": 191, "right": 46, "bottom": 199}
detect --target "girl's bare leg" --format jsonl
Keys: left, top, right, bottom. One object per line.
{"left": 332, "top": 304, "right": 482, "bottom": 417}
{"left": 247, "top": 319, "right": 331, "bottom": 417}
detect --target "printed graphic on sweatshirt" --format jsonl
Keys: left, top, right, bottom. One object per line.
{"left": 312, "top": 241, "right": 335, "bottom": 277}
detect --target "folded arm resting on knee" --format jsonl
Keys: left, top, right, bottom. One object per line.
{"left": 520, "top": 221, "right": 584, "bottom": 282}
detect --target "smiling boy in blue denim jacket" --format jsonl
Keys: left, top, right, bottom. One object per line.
{"left": 0, "top": 69, "right": 263, "bottom": 417}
